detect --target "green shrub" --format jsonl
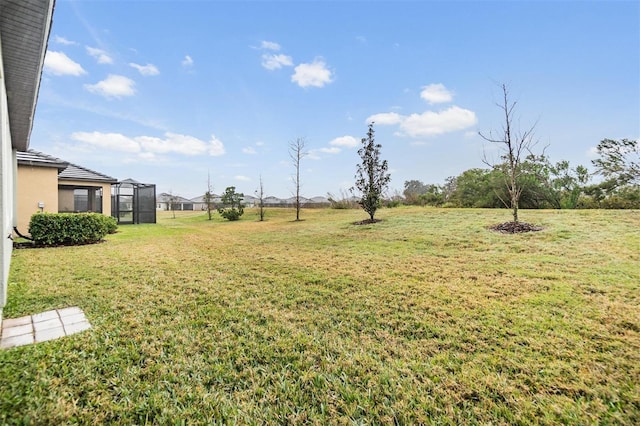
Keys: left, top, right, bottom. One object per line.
{"left": 217, "top": 186, "right": 244, "bottom": 221}
{"left": 384, "top": 198, "right": 403, "bottom": 208}
{"left": 101, "top": 215, "right": 118, "bottom": 234}
{"left": 28, "top": 213, "right": 117, "bottom": 246}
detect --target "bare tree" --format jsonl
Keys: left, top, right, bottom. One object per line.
{"left": 289, "top": 137, "right": 307, "bottom": 221}
{"left": 167, "top": 190, "right": 179, "bottom": 219}
{"left": 203, "top": 171, "right": 214, "bottom": 220}
{"left": 479, "top": 84, "right": 538, "bottom": 223}
{"left": 255, "top": 174, "right": 266, "bottom": 221}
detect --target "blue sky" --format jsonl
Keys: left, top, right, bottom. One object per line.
{"left": 33, "top": 0, "right": 639, "bottom": 199}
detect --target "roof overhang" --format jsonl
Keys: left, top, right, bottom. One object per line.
{"left": 0, "top": 0, "right": 55, "bottom": 151}
{"left": 58, "top": 177, "right": 118, "bottom": 185}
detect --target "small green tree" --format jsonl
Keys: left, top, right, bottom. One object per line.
{"left": 352, "top": 122, "right": 391, "bottom": 222}
{"left": 592, "top": 138, "right": 639, "bottom": 188}
{"left": 217, "top": 186, "right": 244, "bottom": 221}
{"left": 403, "top": 180, "right": 429, "bottom": 205}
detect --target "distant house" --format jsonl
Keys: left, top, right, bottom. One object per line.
{"left": 190, "top": 194, "right": 221, "bottom": 211}
{"left": 157, "top": 193, "right": 195, "bottom": 211}
{"left": 159, "top": 192, "right": 332, "bottom": 211}
{"left": 309, "top": 195, "right": 329, "bottom": 204}
{"left": 16, "top": 150, "right": 117, "bottom": 234}
{"left": 263, "top": 196, "right": 282, "bottom": 206}
{"left": 241, "top": 194, "right": 258, "bottom": 207}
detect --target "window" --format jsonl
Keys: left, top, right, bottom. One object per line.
{"left": 59, "top": 186, "right": 102, "bottom": 213}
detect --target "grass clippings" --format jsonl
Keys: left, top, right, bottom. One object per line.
{"left": 0, "top": 207, "right": 638, "bottom": 424}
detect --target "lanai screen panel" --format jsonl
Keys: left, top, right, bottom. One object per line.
{"left": 136, "top": 184, "right": 156, "bottom": 224}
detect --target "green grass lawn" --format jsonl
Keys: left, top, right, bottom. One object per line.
{"left": 1, "top": 207, "right": 638, "bottom": 424}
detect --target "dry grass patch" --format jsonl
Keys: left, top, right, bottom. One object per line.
{"left": 1, "top": 207, "right": 638, "bottom": 424}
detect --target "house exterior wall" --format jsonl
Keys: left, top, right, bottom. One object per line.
{"left": 58, "top": 180, "right": 113, "bottom": 216}
{"left": 16, "top": 165, "right": 59, "bottom": 232}
{"left": 0, "top": 36, "right": 13, "bottom": 318}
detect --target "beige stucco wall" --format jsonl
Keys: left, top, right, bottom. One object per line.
{"left": 59, "top": 179, "right": 112, "bottom": 217}
{"left": 0, "top": 36, "right": 13, "bottom": 317}
{"left": 16, "top": 164, "right": 59, "bottom": 233}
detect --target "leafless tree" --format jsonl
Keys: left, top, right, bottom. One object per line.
{"left": 204, "top": 171, "right": 214, "bottom": 220}
{"left": 479, "top": 84, "right": 539, "bottom": 223}
{"left": 255, "top": 174, "right": 266, "bottom": 221}
{"left": 289, "top": 137, "right": 307, "bottom": 221}
{"left": 167, "top": 190, "right": 179, "bottom": 219}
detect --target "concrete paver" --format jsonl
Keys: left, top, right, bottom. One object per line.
{"left": 1, "top": 307, "right": 91, "bottom": 349}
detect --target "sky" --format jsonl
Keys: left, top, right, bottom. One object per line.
{"left": 32, "top": 0, "right": 640, "bottom": 199}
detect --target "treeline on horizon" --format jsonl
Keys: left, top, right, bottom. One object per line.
{"left": 394, "top": 138, "right": 639, "bottom": 210}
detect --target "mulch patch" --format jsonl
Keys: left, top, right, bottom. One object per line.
{"left": 490, "top": 221, "right": 543, "bottom": 234}
{"left": 353, "top": 218, "right": 383, "bottom": 225}
{"left": 13, "top": 240, "right": 106, "bottom": 249}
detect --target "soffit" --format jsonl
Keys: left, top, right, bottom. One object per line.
{"left": 0, "top": 0, "right": 55, "bottom": 151}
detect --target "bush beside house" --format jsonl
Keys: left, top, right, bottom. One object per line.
{"left": 29, "top": 213, "right": 117, "bottom": 246}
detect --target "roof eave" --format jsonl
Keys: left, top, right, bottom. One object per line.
{"left": 17, "top": 159, "right": 68, "bottom": 171}
{"left": 58, "top": 177, "right": 118, "bottom": 184}
{"left": 1, "top": 0, "right": 56, "bottom": 151}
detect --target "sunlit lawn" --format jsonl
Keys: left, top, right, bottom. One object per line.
{"left": 1, "top": 207, "right": 638, "bottom": 424}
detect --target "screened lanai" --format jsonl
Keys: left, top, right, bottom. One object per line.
{"left": 111, "top": 179, "right": 156, "bottom": 224}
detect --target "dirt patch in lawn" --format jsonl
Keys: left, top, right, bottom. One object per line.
{"left": 353, "top": 218, "right": 383, "bottom": 225}
{"left": 490, "top": 221, "right": 543, "bottom": 234}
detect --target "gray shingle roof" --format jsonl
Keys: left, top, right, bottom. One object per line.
{"left": 16, "top": 149, "right": 67, "bottom": 170}
{"left": 157, "top": 193, "right": 194, "bottom": 203}
{"left": 0, "top": 0, "right": 55, "bottom": 151}
{"left": 59, "top": 163, "right": 117, "bottom": 183}
{"left": 18, "top": 150, "right": 117, "bottom": 183}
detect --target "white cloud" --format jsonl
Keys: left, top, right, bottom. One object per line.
{"left": 262, "top": 53, "right": 293, "bottom": 70}
{"left": 54, "top": 36, "right": 77, "bottom": 45}
{"left": 70, "top": 131, "right": 141, "bottom": 153}
{"left": 291, "top": 58, "right": 333, "bottom": 88}
{"left": 208, "top": 135, "right": 226, "bottom": 156}
{"left": 330, "top": 136, "right": 359, "bottom": 148}
{"left": 86, "top": 47, "right": 113, "bottom": 64}
{"left": 85, "top": 74, "right": 136, "bottom": 98}
{"left": 368, "top": 106, "right": 477, "bottom": 138}
{"left": 260, "top": 40, "right": 281, "bottom": 51}
{"left": 130, "top": 63, "right": 160, "bottom": 76}
{"left": 367, "top": 85, "right": 476, "bottom": 138}
{"left": 319, "top": 147, "right": 341, "bottom": 154}
{"left": 243, "top": 147, "right": 257, "bottom": 154}
{"left": 235, "top": 175, "right": 251, "bottom": 182}
{"left": 44, "top": 51, "right": 86, "bottom": 76}
{"left": 367, "top": 112, "right": 402, "bottom": 125}
{"left": 182, "top": 55, "right": 194, "bottom": 67}
{"left": 400, "top": 107, "right": 477, "bottom": 137}
{"left": 420, "top": 83, "right": 453, "bottom": 104}
{"left": 71, "top": 131, "right": 226, "bottom": 157}
{"left": 587, "top": 146, "right": 599, "bottom": 158}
